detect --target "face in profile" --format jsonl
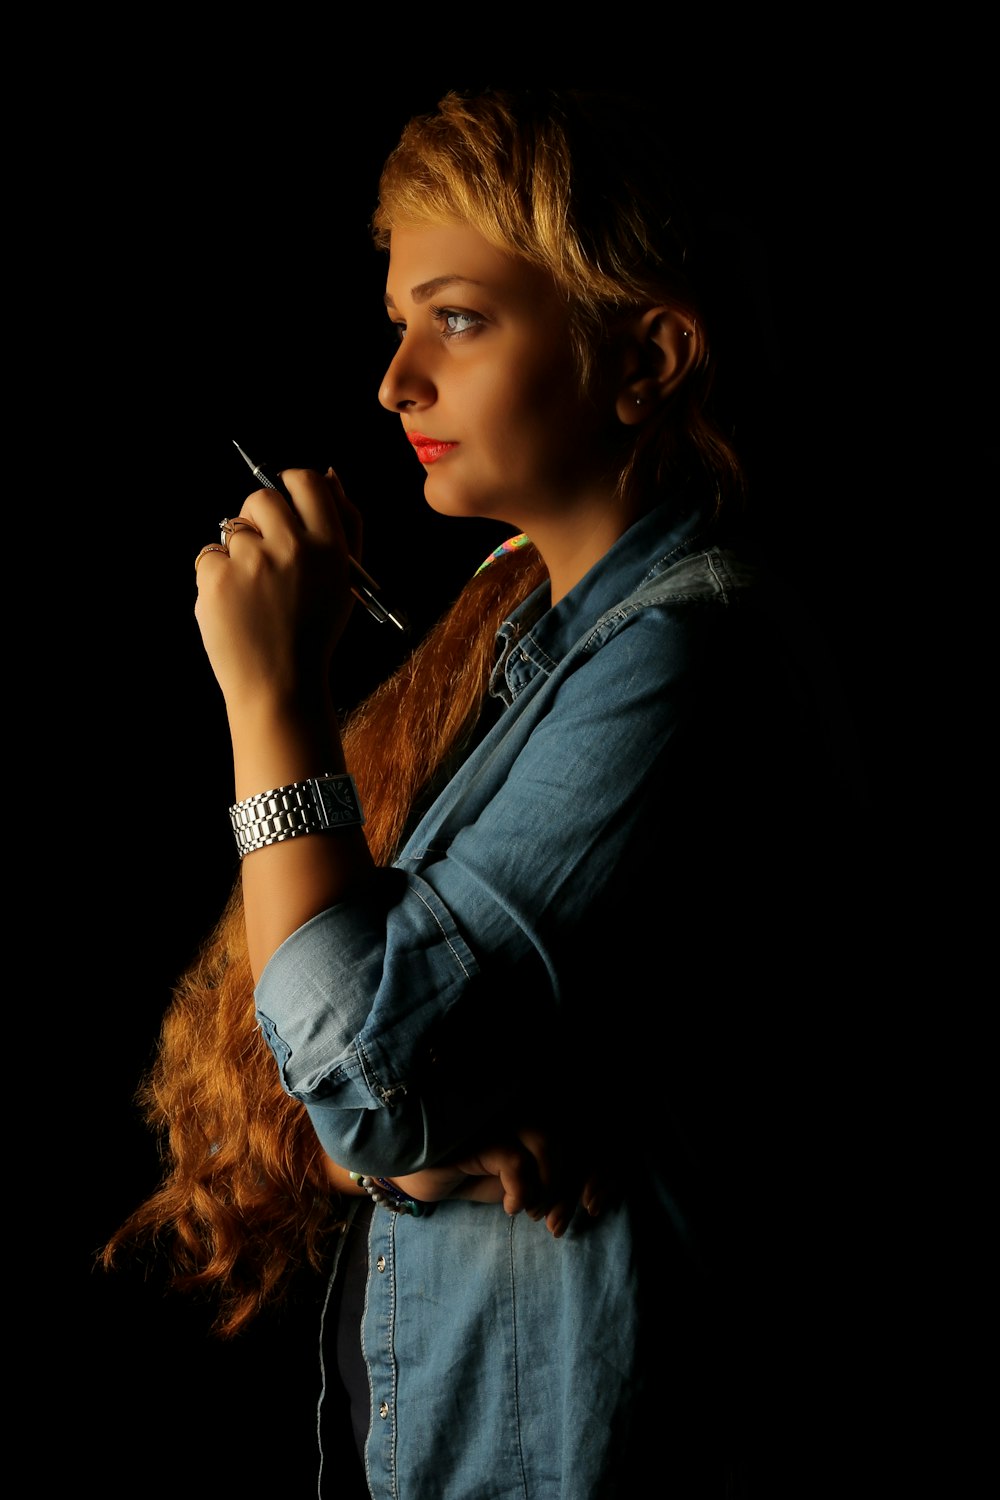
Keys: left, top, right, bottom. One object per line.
{"left": 379, "top": 223, "right": 623, "bottom": 538}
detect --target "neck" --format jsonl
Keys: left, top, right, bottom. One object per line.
{"left": 529, "top": 492, "right": 645, "bottom": 606}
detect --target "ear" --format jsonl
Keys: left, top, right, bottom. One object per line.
{"left": 615, "top": 307, "right": 699, "bottom": 427}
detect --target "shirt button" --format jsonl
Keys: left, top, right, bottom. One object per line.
{"left": 376, "top": 1255, "right": 386, "bottom": 1273}
{"left": 379, "top": 1401, "right": 390, "bottom": 1420}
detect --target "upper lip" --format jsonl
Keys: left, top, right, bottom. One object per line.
{"left": 406, "top": 431, "right": 455, "bottom": 446}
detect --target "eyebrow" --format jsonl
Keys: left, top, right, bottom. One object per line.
{"left": 384, "top": 275, "right": 487, "bottom": 309}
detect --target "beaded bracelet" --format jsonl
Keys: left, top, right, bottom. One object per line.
{"left": 349, "top": 1173, "right": 427, "bottom": 1217}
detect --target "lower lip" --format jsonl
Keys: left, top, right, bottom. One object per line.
{"left": 411, "top": 441, "right": 458, "bottom": 465}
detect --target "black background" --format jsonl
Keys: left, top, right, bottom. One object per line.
{"left": 66, "top": 79, "right": 893, "bottom": 1495}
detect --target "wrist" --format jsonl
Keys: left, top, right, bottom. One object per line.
{"left": 349, "top": 1174, "right": 429, "bottom": 1217}
{"left": 322, "top": 1159, "right": 371, "bottom": 1196}
{"left": 230, "top": 772, "right": 365, "bottom": 860}
{"left": 229, "top": 704, "right": 344, "bottom": 806}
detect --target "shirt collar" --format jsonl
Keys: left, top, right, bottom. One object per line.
{"left": 490, "top": 496, "right": 712, "bottom": 704}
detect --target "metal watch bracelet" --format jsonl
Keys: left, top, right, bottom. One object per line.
{"left": 229, "top": 773, "right": 365, "bottom": 859}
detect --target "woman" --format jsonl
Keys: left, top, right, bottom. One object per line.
{"left": 107, "top": 89, "right": 861, "bottom": 1497}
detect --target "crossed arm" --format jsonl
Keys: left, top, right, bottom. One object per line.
{"left": 323, "top": 1125, "right": 608, "bottom": 1238}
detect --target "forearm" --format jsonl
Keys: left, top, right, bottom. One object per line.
{"left": 231, "top": 693, "right": 376, "bottom": 984}
{"left": 193, "top": 467, "right": 377, "bottom": 983}
{"left": 319, "top": 1155, "right": 502, "bottom": 1205}
{"left": 335, "top": 1133, "right": 606, "bottom": 1236}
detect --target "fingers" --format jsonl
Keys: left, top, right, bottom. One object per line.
{"left": 194, "top": 468, "right": 357, "bottom": 608}
{"left": 454, "top": 1143, "right": 541, "bottom": 1217}
{"left": 192, "top": 467, "right": 364, "bottom": 710}
{"left": 201, "top": 469, "right": 358, "bottom": 563}
{"left": 193, "top": 468, "right": 362, "bottom": 587}
{"left": 219, "top": 516, "right": 262, "bottom": 545}
{"left": 544, "top": 1199, "right": 576, "bottom": 1240}
{"left": 194, "top": 543, "right": 230, "bottom": 572}
{"left": 242, "top": 467, "right": 362, "bottom": 555}
{"left": 323, "top": 467, "right": 364, "bottom": 561}
{"left": 581, "top": 1170, "right": 608, "bottom": 1220}
{"left": 466, "top": 1129, "right": 605, "bottom": 1233}
{"left": 511, "top": 1123, "right": 611, "bottom": 1238}
{"left": 512, "top": 1124, "right": 561, "bottom": 1220}
{"left": 514, "top": 1124, "right": 555, "bottom": 1191}
{"left": 542, "top": 1175, "right": 606, "bottom": 1239}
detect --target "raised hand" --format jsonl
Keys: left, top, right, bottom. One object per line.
{"left": 194, "top": 467, "right": 361, "bottom": 716}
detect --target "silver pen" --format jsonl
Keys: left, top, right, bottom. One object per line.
{"left": 232, "top": 440, "right": 407, "bottom": 632}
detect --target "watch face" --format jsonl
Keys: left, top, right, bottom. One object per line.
{"left": 317, "top": 776, "right": 363, "bottom": 827}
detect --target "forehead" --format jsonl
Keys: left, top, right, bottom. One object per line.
{"left": 384, "top": 223, "right": 561, "bottom": 313}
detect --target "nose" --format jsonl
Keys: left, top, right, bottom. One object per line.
{"left": 378, "top": 338, "right": 437, "bottom": 413}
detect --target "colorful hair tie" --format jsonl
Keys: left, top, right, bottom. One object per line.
{"left": 474, "top": 533, "right": 532, "bottom": 576}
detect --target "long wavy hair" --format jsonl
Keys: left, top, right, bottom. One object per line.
{"left": 103, "top": 89, "right": 746, "bottom": 1336}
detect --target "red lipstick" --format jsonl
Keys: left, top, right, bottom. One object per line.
{"left": 407, "top": 432, "right": 459, "bottom": 465}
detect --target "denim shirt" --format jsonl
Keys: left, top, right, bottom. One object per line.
{"left": 256, "top": 497, "right": 850, "bottom": 1498}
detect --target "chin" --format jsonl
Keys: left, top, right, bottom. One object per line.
{"left": 422, "top": 480, "right": 505, "bottom": 525}
{"left": 423, "top": 492, "right": 470, "bottom": 520}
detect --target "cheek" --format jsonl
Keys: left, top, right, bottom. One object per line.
{"left": 487, "top": 396, "right": 563, "bottom": 473}
{"left": 504, "top": 350, "right": 584, "bottom": 438}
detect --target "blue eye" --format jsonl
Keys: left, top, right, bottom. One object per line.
{"left": 444, "top": 310, "right": 478, "bottom": 335}
{"left": 433, "top": 307, "right": 483, "bottom": 338}
{"left": 386, "top": 308, "right": 484, "bottom": 345}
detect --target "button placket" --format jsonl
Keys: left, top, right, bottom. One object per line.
{"left": 364, "top": 1210, "right": 398, "bottom": 1490}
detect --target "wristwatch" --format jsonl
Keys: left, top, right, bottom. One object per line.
{"left": 229, "top": 773, "right": 365, "bottom": 859}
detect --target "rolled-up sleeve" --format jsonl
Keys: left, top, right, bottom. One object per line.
{"left": 256, "top": 866, "right": 483, "bottom": 1099}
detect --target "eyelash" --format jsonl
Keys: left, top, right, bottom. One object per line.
{"left": 390, "top": 307, "right": 485, "bottom": 343}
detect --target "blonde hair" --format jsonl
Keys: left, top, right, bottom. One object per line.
{"left": 374, "top": 89, "right": 745, "bottom": 512}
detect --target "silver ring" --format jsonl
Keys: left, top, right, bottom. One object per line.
{"left": 219, "top": 516, "right": 262, "bottom": 545}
